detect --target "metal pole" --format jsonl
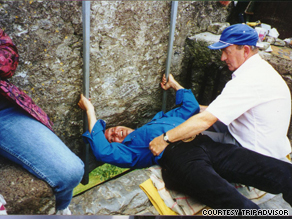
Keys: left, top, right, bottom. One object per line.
{"left": 162, "top": 1, "right": 178, "bottom": 112}
{"left": 81, "top": 1, "right": 90, "bottom": 185}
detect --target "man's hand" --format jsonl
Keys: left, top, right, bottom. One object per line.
{"left": 160, "top": 74, "right": 172, "bottom": 90}
{"left": 78, "top": 94, "right": 94, "bottom": 113}
{"left": 149, "top": 134, "right": 168, "bottom": 156}
{"left": 161, "top": 74, "right": 183, "bottom": 91}
{"left": 78, "top": 94, "right": 97, "bottom": 133}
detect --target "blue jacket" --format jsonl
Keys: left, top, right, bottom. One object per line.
{"left": 82, "top": 89, "right": 200, "bottom": 168}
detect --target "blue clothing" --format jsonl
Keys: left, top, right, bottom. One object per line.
{"left": 83, "top": 89, "right": 200, "bottom": 168}
{"left": 0, "top": 95, "right": 84, "bottom": 210}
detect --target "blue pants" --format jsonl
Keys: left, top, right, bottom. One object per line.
{"left": 159, "top": 135, "right": 292, "bottom": 209}
{"left": 0, "top": 103, "right": 84, "bottom": 210}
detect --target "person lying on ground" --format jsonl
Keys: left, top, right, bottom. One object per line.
{"left": 78, "top": 74, "right": 200, "bottom": 168}
{"left": 79, "top": 73, "right": 292, "bottom": 210}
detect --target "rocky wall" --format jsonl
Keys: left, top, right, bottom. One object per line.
{"left": 0, "top": 159, "right": 55, "bottom": 214}
{"left": 0, "top": 1, "right": 232, "bottom": 157}
{"left": 0, "top": 2, "right": 233, "bottom": 214}
{"left": 2, "top": 1, "right": 292, "bottom": 214}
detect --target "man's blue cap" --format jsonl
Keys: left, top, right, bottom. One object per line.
{"left": 208, "top": 23, "right": 259, "bottom": 50}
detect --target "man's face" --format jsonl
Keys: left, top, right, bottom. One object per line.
{"left": 104, "top": 126, "right": 134, "bottom": 143}
{"left": 221, "top": 45, "right": 246, "bottom": 71}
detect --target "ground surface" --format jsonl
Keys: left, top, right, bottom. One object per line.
{"left": 70, "top": 169, "right": 292, "bottom": 216}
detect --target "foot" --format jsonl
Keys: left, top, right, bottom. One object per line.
{"left": 0, "top": 194, "right": 7, "bottom": 215}
{"left": 56, "top": 207, "right": 72, "bottom": 215}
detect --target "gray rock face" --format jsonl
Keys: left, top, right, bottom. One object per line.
{"left": 0, "top": 2, "right": 232, "bottom": 214}
{"left": 207, "top": 22, "right": 230, "bottom": 34}
{"left": 70, "top": 169, "right": 157, "bottom": 215}
{"left": 0, "top": 159, "right": 55, "bottom": 215}
{"left": 2, "top": 1, "right": 292, "bottom": 215}
{"left": 0, "top": 1, "right": 232, "bottom": 155}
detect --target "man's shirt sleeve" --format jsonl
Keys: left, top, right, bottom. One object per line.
{"left": 206, "top": 78, "right": 258, "bottom": 125}
{"left": 82, "top": 119, "right": 137, "bottom": 168}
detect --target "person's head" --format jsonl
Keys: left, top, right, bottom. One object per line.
{"left": 104, "top": 126, "right": 134, "bottom": 143}
{"left": 0, "top": 29, "right": 19, "bottom": 78}
{"left": 208, "top": 24, "right": 259, "bottom": 71}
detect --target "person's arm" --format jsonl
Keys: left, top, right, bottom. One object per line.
{"left": 162, "top": 74, "right": 200, "bottom": 119}
{"left": 78, "top": 94, "right": 97, "bottom": 133}
{"left": 161, "top": 74, "right": 183, "bottom": 91}
{"left": 199, "top": 105, "right": 208, "bottom": 113}
{"left": 149, "top": 110, "right": 218, "bottom": 156}
{"left": 78, "top": 94, "right": 140, "bottom": 168}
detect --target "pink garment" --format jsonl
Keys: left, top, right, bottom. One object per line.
{"left": 0, "top": 29, "right": 19, "bottom": 78}
{"left": 0, "top": 29, "right": 54, "bottom": 132}
{"left": 0, "top": 80, "right": 54, "bottom": 132}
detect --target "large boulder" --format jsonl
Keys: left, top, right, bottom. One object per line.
{"left": 0, "top": 158, "right": 55, "bottom": 215}
{"left": 0, "top": 2, "right": 232, "bottom": 214}
{"left": 0, "top": 1, "right": 232, "bottom": 156}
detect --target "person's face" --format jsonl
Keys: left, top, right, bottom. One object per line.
{"left": 221, "top": 45, "right": 246, "bottom": 71}
{"left": 104, "top": 126, "right": 134, "bottom": 143}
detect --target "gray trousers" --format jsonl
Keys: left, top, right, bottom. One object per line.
{"left": 202, "top": 121, "right": 240, "bottom": 146}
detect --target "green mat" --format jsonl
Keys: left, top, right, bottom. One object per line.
{"left": 73, "top": 163, "right": 129, "bottom": 196}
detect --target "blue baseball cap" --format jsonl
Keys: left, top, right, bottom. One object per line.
{"left": 208, "top": 23, "right": 259, "bottom": 50}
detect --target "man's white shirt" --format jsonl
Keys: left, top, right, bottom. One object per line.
{"left": 207, "top": 54, "right": 291, "bottom": 159}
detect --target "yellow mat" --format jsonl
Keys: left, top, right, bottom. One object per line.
{"left": 139, "top": 178, "right": 177, "bottom": 215}
{"left": 140, "top": 165, "right": 273, "bottom": 215}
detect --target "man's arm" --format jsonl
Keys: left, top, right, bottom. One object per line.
{"left": 78, "top": 94, "right": 97, "bottom": 133}
{"left": 199, "top": 105, "right": 208, "bottom": 113}
{"left": 161, "top": 74, "right": 183, "bottom": 91}
{"left": 149, "top": 110, "right": 218, "bottom": 156}
{"left": 161, "top": 74, "right": 200, "bottom": 119}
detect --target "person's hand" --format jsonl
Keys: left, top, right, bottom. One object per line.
{"left": 78, "top": 94, "right": 94, "bottom": 113}
{"left": 149, "top": 134, "right": 168, "bottom": 156}
{"left": 161, "top": 74, "right": 171, "bottom": 90}
{"left": 78, "top": 94, "right": 97, "bottom": 133}
{"left": 160, "top": 74, "right": 183, "bottom": 91}
{"left": 161, "top": 74, "right": 175, "bottom": 90}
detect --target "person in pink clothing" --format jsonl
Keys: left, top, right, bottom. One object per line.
{"left": 0, "top": 29, "right": 84, "bottom": 215}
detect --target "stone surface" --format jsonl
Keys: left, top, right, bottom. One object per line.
{"left": 70, "top": 169, "right": 292, "bottom": 216}
{"left": 1, "top": 1, "right": 292, "bottom": 215}
{"left": 0, "top": 158, "right": 55, "bottom": 215}
{"left": 0, "top": 1, "right": 232, "bottom": 214}
{"left": 258, "top": 194, "right": 292, "bottom": 211}
{"left": 182, "top": 36, "right": 232, "bottom": 105}
{"left": 70, "top": 169, "right": 158, "bottom": 215}
{"left": 0, "top": 1, "right": 232, "bottom": 156}
{"left": 207, "top": 22, "right": 230, "bottom": 35}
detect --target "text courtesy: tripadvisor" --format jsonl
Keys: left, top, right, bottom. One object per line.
{"left": 202, "top": 209, "right": 289, "bottom": 216}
